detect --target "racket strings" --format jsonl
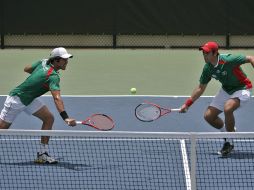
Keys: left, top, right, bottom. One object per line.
{"left": 136, "top": 104, "right": 161, "bottom": 121}
{"left": 90, "top": 115, "right": 114, "bottom": 130}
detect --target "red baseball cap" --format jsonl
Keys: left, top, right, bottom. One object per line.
{"left": 199, "top": 41, "right": 219, "bottom": 53}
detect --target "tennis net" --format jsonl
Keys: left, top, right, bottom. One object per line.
{"left": 0, "top": 130, "right": 253, "bottom": 190}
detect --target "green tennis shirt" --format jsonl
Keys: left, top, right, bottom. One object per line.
{"left": 9, "top": 59, "right": 60, "bottom": 105}
{"left": 199, "top": 54, "right": 252, "bottom": 95}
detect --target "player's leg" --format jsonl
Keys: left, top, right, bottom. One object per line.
{"left": 224, "top": 98, "right": 240, "bottom": 132}
{"left": 204, "top": 88, "right": 227, "bottom": 130}
{"left": 207, "top": 88, "right": 230, "bottom": 130}
{"left": 219, "top": 89, "right": 252, "bottom": 157}
{"left": 206, "top": 88, "right": 235, "bottom": 156}
{"left": 32, "top": 106, "right": 57, "bottom": 164}
{"left": 204, "top": 106, "right": 223, "bottom": 129}
{"left": 217, "top": 98, "right": 239, "bottom": 157}
{"left": 204, "top": 106, "right": 234, "bottom": 156}
{"left": 25, "top": 98, "right": 57, "bottom": 164}
{"left": 225, "top": 89, "right": 251, "bottom": 131}
{"left": 32, "top": 105, "right": 54, "bottom": 144}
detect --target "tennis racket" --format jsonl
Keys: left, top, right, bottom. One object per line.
{"left": 76, "top": 114, "right": 115, "bottom": 131}
{"left": 135, "top": 101, "right": 180, "bottom": 122}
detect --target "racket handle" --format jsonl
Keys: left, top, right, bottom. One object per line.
{"left": 76, "top": 121, "right": 82, "bottom": 124}
{"left": 171, "top": 108, "right": 181, "bottom": 112}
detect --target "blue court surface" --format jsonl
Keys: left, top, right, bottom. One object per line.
{"left": 0, "top": 95, "right": 254, "bottom": 190}
{"left": 0, "top": 95, "right": 254, "bottom": 132}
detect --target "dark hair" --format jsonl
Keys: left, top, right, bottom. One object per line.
{"left": 47, "top": 56, "right": 61, "bottom": 64}
{"left": 212, "top": 51, "right": 219, "bottom": 56}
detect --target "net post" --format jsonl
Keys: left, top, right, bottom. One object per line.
{"left": 190, "top": 133, "right": 197, "bottom": 190}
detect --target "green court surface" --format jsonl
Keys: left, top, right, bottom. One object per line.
{"left": 0, "top": 49, "right": 254, "bottom": 95}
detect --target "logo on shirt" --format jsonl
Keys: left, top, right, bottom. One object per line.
{"left": 212, "top": 74, "right": 217, "bottom": 79}
{"left": 212, "top": 70, "right": 227, "bottom": 79}
{"left": 221, "top": 71, "right": 227, "bottom": 76}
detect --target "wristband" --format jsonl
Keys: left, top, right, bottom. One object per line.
{"left": 60, "top": 111, "right": 69, "bottom": 120}
{"left": 185, "top": 98, "right": 193, "bottom": 107}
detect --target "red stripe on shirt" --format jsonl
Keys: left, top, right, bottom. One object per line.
{"left": 218, "top": 60, "right": 226, "bottom": 65}
{"left": 233, "top": 66, "right": 252, "bottom": 89}
{"left": 42, "top": 67, "right": 54, "bottom": 90}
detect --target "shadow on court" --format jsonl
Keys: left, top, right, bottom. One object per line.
{"left": 209, "top": 151, "right": 254, "bottom": 159}
{"left": 0, "top": 161, "right": 122, "bottom": 171}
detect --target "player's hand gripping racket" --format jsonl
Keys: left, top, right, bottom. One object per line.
{"left": 76, "top": 114, "right": 115, "bottom": 131}
{"left": 135, "top": 101, "right": 180, "bottom": 122}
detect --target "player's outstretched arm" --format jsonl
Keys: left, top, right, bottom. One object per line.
{"left": 180, "top": 84, "right": 207, "bottom": 113}
{"left": 51, "top": 90, "right": 76, "bottom": 126}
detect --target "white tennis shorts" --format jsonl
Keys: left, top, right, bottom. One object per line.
{"left": 210, "top": 88, "right": 251, "bottom": 111}
{"left": 0, "top": 96, "right": 45, "bottom": 123}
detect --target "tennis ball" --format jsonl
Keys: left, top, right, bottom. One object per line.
{"left": 130, "top": 87, "right": 137, "bottom": 94}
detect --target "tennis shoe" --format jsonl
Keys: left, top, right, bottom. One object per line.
{"left": 34, "top": 152, "right": 58, "bottom": 164}
{"left": 218, "top": 142, "right": 234, "bottom": 157}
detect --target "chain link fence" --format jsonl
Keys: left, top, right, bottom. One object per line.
{"left": 1, "top": 34, "right": 254, "bottom": 49}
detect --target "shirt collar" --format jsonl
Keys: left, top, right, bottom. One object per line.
{"left": 213, "top": 55, "right": 220, "bottom": 68}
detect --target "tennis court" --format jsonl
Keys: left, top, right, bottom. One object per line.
{"left": 1, "top": 49, "right": 254, "bottom": 189}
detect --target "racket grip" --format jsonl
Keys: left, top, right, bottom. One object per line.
{"left": 171, "top": 108, "right": 181, "bottom": 112}
{"left": 76, "top": 121, "right": 82, "bottom": 124}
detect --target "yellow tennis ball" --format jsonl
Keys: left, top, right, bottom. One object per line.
{"left": 130, "top": 87, "right": 137, "bottom": 94}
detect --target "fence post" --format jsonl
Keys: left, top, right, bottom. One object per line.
{"left": 0, "top": 0, "right": 4, "bottom": 49}
{"left": 226, "top": 33, "right": 230, "bottom": 49}
{"left": 113, "top": 34, "right": 117, "bottom": 49}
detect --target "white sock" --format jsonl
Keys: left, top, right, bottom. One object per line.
{"left": 40, "top": 143, "right": 49, "bottom": 154}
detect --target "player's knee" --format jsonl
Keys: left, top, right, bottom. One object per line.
{"left": 43, "top": 112, "right": 54, "bottom": 125}
{"left": 224, "top": 106, "right": 235, "bottom": 115}
{"left": 224, "top": 99, "right": 239, "bottom": 114}
{"left": 0, "top": 119, "right": 11, "bottom": 129}
{"left": 204, "top": 111, "right": 212, "bottom": 123}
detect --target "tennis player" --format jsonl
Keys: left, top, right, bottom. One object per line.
{"left": 180, "top": 41, "right": 254, "bottom": 156}
{"left": 0, "top": 47, "right": 77, "bottom": 164}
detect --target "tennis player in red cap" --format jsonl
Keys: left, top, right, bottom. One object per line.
{"left": 180, "top": 41, "right": 254, "bottom": 156}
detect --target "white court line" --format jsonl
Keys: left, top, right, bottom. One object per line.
{"left": 0, "top": 94, "right": 247, "bottom": 98}
{"left": 0, "top": 95, "right": 217, "bottom": 97}
{"left": 180, "top": 139, "right": 191, "bottom": 190}
{"left": 0, "top": 137, "right": 254, "bottom": 142}
{"left": 0, "top": 138, "right": 184, "bottom": 141}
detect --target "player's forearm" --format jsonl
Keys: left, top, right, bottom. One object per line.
{"left": 53, "top": 97, "right": 65, "bottom": 113}
{"left": 189, "top": 84, "right": 207, "bottom": 103}
{"left": 51, "top": 90, "right": 65, "bottom": 113}
{"left": 180, "top": 84, "right": 206, "bottom": 112}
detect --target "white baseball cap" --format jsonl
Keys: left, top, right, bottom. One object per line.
{"left": 50, "top": 47, "right": 73, "bottom": 59}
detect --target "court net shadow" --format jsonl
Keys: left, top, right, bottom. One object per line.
{"left": 0, "top": 161, "right": 121, "bottom": 171}
{"left": 209, "top": 151, "right": 254, "bottom": 159}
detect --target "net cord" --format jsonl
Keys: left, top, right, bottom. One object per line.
{"left": 0, "top": 129, "right": 254, "bottom": 139}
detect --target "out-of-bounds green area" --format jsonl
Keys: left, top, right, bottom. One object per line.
{"left": 0, "top": 49, "right": 254, "bottom": 95}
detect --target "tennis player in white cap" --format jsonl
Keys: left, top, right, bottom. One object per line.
{"left": 0, "top": 47, "right": 76, "bottom": 164}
